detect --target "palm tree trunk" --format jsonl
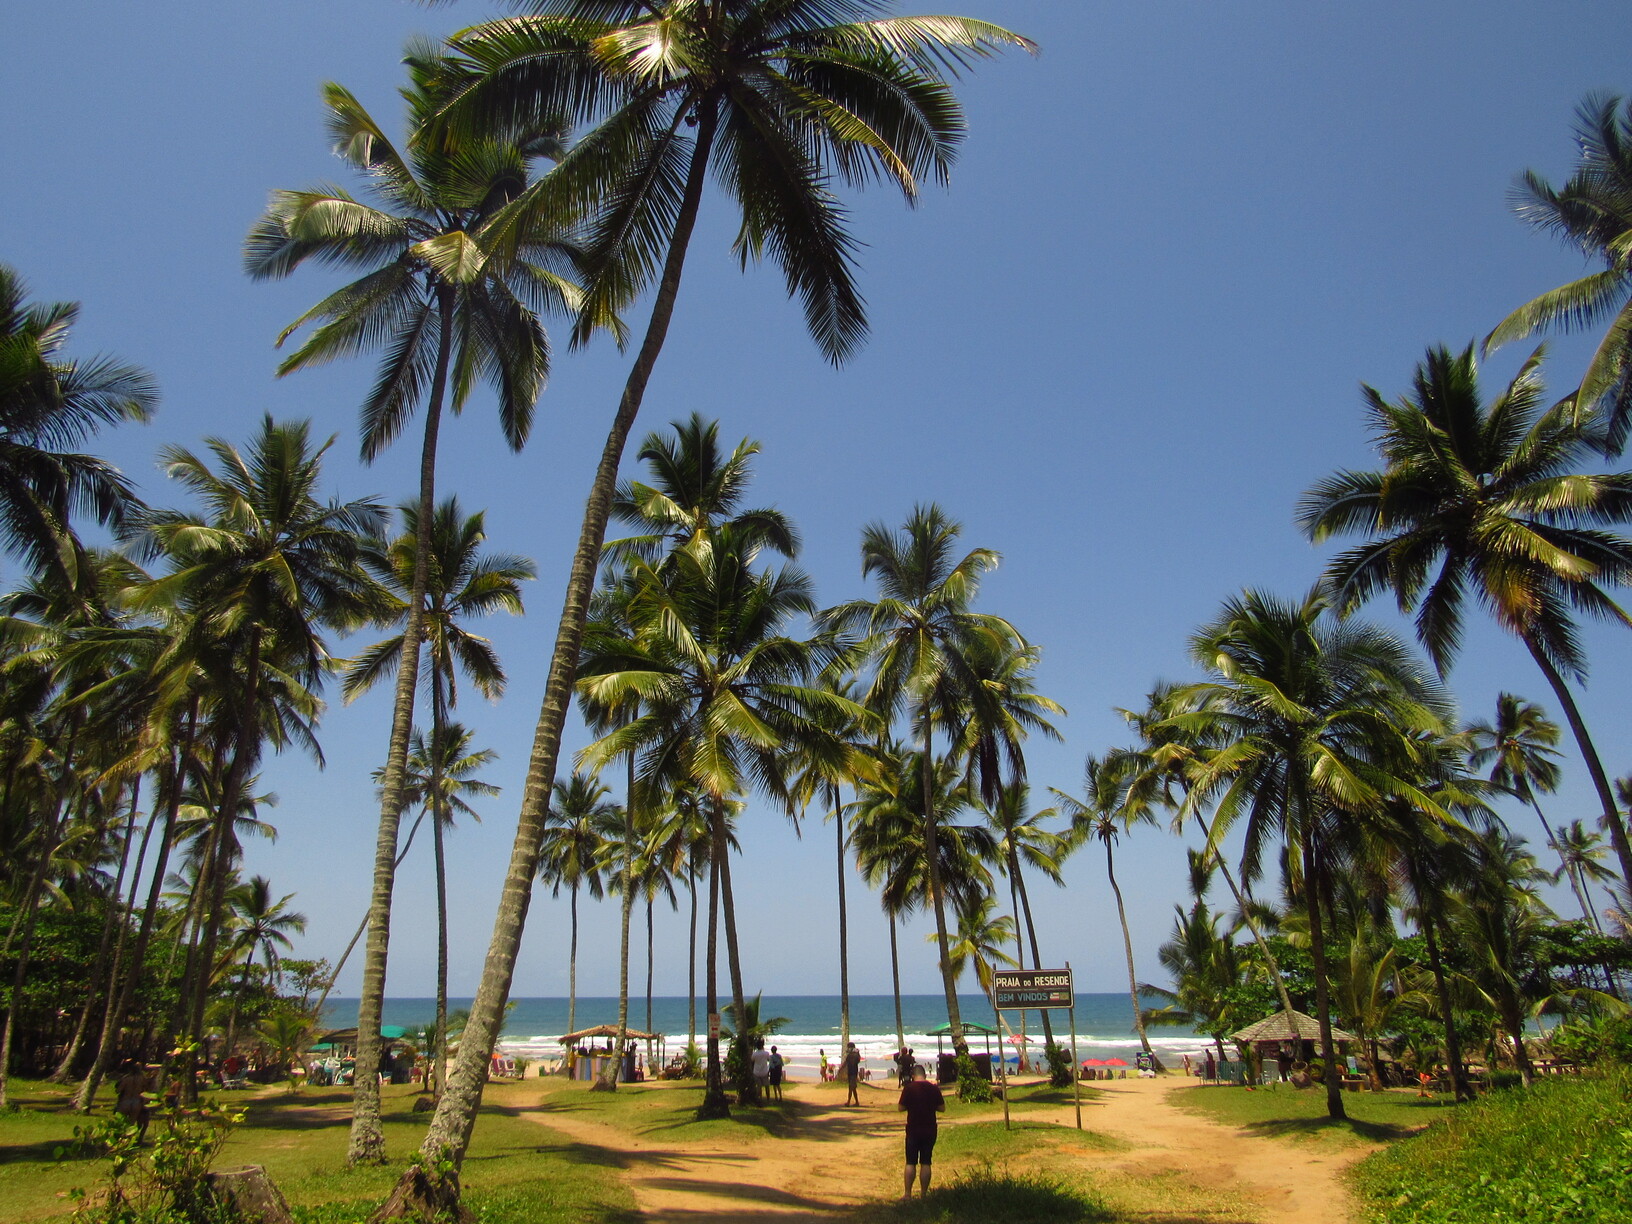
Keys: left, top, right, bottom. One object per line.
{"left": 834, "top": 785, "right": 851, "bottom": 1051}
{"left": 888, "top": 911, "right": 905, "bottom": 1049}
{"left": 432, "top": 669, "right": 451, "bottom": 1100}
{"left": 78, "top": 713, "right": 194, "bottom": 1113}
{"left": 1524, "top": 637, "right": 1632, "bottom": 890}
{"left": 51, "top": 778, "right": 142, "bottom": 1082}
{"left": 350, "top": 286, "right": 454, "bottom": 1165}
{"left": 701, "top": 838, "right": 727, "bottom": 1117}
{"left": 567, "top": 886, "right": 579, "bottom": 1041}
{"left": 686, "top": 869, "right": 697, "bottom": 1046}
{"left": 592, "top": 763, "right": 637, "bottom": 1092}
{"left": 645, "top": 896, "right": 654, "bottom": 1039}
{"left": 919, "top": 724, "right": 966, "bottom": 1056}
{"left": 398, "top": 101, "right": 722, "bottom": 1195}
{"left": 1013, "top": 864, "right": 1056, "bottom": 1048}
{"left": 1006, "top": 848, "right": 1029, "bottom": 1060}
{"left": 1300, "top": 831, "right": 1346, "bottom": 1122}
{"left": 1194, "top": 809, "right": 1298, "bottom": 1018}
{"left": 715, "top": 799, "right": 750, "bottom": 1101}
{"left": 1105, "top": 839, "right": 1157, "bottom": 1066}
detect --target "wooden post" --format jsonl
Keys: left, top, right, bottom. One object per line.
{"left": 991, "top": 1001, "right": 1010, "bottom": 1130}
{"left": 1068, "top": 961, "right": 1082, "bottom": 1130}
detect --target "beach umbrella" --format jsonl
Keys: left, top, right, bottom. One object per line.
{"left": 1103, "top": 1057, "right": 1129, "bottom": 1067}
{"left": 1081, "top": 1058, "right": 1107, "bottom": 1067}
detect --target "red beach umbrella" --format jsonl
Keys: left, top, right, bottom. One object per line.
{"left": 1103, "top": 1057, "right": 1129, "bottom": 1067}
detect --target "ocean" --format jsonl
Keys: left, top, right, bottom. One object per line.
{"left": 324, "top": 994, "right": 1209, "bottom": 1078}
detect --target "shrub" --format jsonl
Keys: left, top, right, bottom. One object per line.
{"left": 891, "top": 1164, "right": 1111, "bottom": 1223}
{"left": 1043, "top": 1042, "right": 1074, "bottom": 1089}
{"left": 1550, "top": 1014, "right": 1632, "bottom": 1066}
{"left": 954, "top": 1055, "right": 991, "bottom": 1104}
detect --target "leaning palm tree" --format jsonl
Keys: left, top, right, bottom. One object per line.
{"left": 1173, "top": 588, "right": 1454, "bottom": 1121}
{"left": 823, "top": 504, "right": 1024, "bottom": 1059}
{"left": 1554, "top": 816, "right": 1617, "bottom": 930}
{"left": 1298, "top": 343, "right": 1632, "bottom": 890}
{"left": 0, "top": 263, "right": 156, "bottom": 584}
{"left": 1487, "top": 93, "right": 1632, "bottom": 447}
{"left": 396, "top": 5, "right": 1033, "bottom": 1193}
{"left": 246, "top": 50, "right": 571, "bottom": 1163}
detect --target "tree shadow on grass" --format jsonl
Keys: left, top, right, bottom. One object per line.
{"left": 1237, "top": 1115, "right": 1418, "bottom": 1142}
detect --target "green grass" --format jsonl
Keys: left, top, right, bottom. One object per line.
{"left": 1351, "top": 1071, "right": 1632, "bottom": 1223}
{"left": 855, "top": 1166, "right": 1112, "bottom": 1224}
{"left": 1169, "top": 1080, "right": 1445, "bottom": 1147}
{"left": 0, "top": 1078, "right": 636, "bottom": 1224}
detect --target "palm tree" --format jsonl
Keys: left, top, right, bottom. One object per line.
{"left": 219, "top": 875, "right": 307, "bottom": 1062}
{"left": 823, "top": 504, "right": 1023, "bottom": 1058}
{"left": 398, "top": 723, "right": 499, "bottom": 1094}
{"left": 578, "top": 530, "right": 863, "bottom": 1112}
{"left": 402, "top": 5, "right": 1034, "bottom": 1187}
{"left": 0, "top": 263, "right": 156, "bottom": 583}
{"left": 939, "top": 893, "right": 1017, "bottom": 1012}
{"left": 1052, "top": 756, "right": 1161, "bottom": 1067}
{"left": 1462, "top": 694, "right": 1588, "bottom": 914}
{"left": 537, "top": 773, "right": 621, "bottom": 1043}
{"left": 1174, "top": 588, "right": 1453, "bottom": 1120}
{"left": 245, "top": 50, "right": 569, "bottom": 1163}
{"left": 1299, "top": 343, "right": 1632, "bottom": 891}
{"left": 1555, "top": 817, "right": 1617, "bottom": 930}
{"left": 1487, "top": 94, "right": 1632, "bottom": 446}
{"left": 131, "top": 417, "right": 381, "bottom": 1096}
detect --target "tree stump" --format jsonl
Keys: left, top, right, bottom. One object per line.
{"left": 412, "top": 1093, "right": 437, "bottom": 1112}
{"left": 206, "top": 1165, "right": 294, "bottom": 1224}
{"left": 368, "top": 1164, "right": 472, "bottom": 1224}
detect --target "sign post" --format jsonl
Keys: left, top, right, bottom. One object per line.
{"left": 991, "top": 965, "right": 1081, "bottom": 1130}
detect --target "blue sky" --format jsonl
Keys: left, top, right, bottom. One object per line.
{"left": 5, "top": 2, "right": 1631, "bottom": 1002}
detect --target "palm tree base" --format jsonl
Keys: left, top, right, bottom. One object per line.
{"left": 369, "top": 1163, "right": 470, "bottom": 1224}
{"left": 695, "top": 1090, "right": 731, "bottom": 1120}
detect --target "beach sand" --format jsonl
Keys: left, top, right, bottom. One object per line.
{"left": 516, "top": 1072, "right": 1377, "bottom": 1222}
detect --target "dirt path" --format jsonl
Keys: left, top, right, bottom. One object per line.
{"left": 524, "top": 1076, "right": 1374, "bottom": 1223}
{"left": 1049, "top": 1076, "right": 1376, "bottom": 1223}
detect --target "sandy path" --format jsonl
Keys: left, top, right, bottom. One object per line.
{"left": 524, "top": 1076, "right": 1373, "bottom": 1223}
{"left": 1048, "top": 1077, "right": 1375, "bottom": 1223}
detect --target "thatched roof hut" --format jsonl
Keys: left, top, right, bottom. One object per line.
{"left": 1230, "top": 1009, "right": 1358, "bottom": 1045}
{"left": 558, "top": 1025, "right": 664, "bottom": 1045}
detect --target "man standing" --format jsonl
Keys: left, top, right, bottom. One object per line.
{"left": 897, "top": 1065, "right": 946, "bottom": 1199}
{"left": 768, "top": 1046, "right": 784, "bottom": 1100}
{"left": 842, "top": 1042, "right": 862, "bottom": 1106}
{"left": 751, "top": 1040, "right": 772, "bottom": 1099}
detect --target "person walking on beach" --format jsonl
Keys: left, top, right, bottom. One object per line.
{"left": 842, "top": 1042, "right": 861, "bottom": 1106}
{"left": 897, "top": 1064, "right": 945, "bottom": 1199}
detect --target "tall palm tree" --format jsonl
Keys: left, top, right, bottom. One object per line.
{"left": 938, "top": 893, "right": 1016, "bottom": 1011}
{"left": 1487, "top": 94, "right": 1632, "bottom": 446}
{"left": 1174, "top": 588, "right": 1453, "bottom": 1120}
{"left": 403, "top": 5, "right": 1033, "bottom": 1187}
{"left": 981, "top": 785, "right": 1069, "bottom": 1048}
{"left": 246, "top": 50, "right": 569, "bottom": 1163}
{"left": 1555, "top": 816, "right": 1616, "bottom": 930}
{"left": 219, "top": 875, "right": 308, "bottom": 1063}
{"left": 131, "top": 418, "right": 380, "bottom": 1092}
{"left": 398, "top": 723, "right": 499, "bottom": 1094}
{"left": 1299, "top": 344, "right": 1632, "bottom": 890}
{"left": 0, "top": 264, "right": 156, "bottom": 584}
{"left": 537, "top": 772, "right": 621, "bottom": 1041}
{"left": 823, "top": 504, "right": 1022, "bottom": 1058}
{"left": 1052, "top": 756, "right": 1161, "bottom": 1066}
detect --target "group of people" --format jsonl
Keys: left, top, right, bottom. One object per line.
{"left": 748, "top": 1040, "right": 786, "bottom": 1099}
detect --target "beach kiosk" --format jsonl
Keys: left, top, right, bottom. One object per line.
{"left": 1228, "top": 1009, "right": 1360, "bottom": 1088}
{"left": 558, "top": 1025, "right": 666, "bottom": 1083}
{"left": 926, "top": 1021, "right": 997, "bottom": 1085}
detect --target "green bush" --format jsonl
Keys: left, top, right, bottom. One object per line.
{"left": 1550, "top": 1014, "right": 1632, "bottom": 1066}
{"left": 69, "top": 1102, "right": 244, "bottom": 1224}
{"left": 1353, "top": 1069, "right": 1632, "bottom": 1223}
{"left": 954, "top": 1055, "right": 991, "bottom": 1104}
{"left": 1043, "top": 1042, "right": 1074, "bottom": 1089}
{"left": 886, "top": 1165, "right": 1110, "bottom": 1223}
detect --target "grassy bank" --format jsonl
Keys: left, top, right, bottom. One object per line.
{"left": 1351, "top": 1071, "right": 1632, "bottom": 1223}
{"left": 0, "top": 1077, "right": 636, "bottom": 1224}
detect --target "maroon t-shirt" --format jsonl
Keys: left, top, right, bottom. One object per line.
{"left": 898, "top": 1079, "right": 945, "bottom": 1137}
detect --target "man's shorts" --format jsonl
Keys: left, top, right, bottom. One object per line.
{"left": 904, "top": 1130, "right": 936, "bottom": 1166}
